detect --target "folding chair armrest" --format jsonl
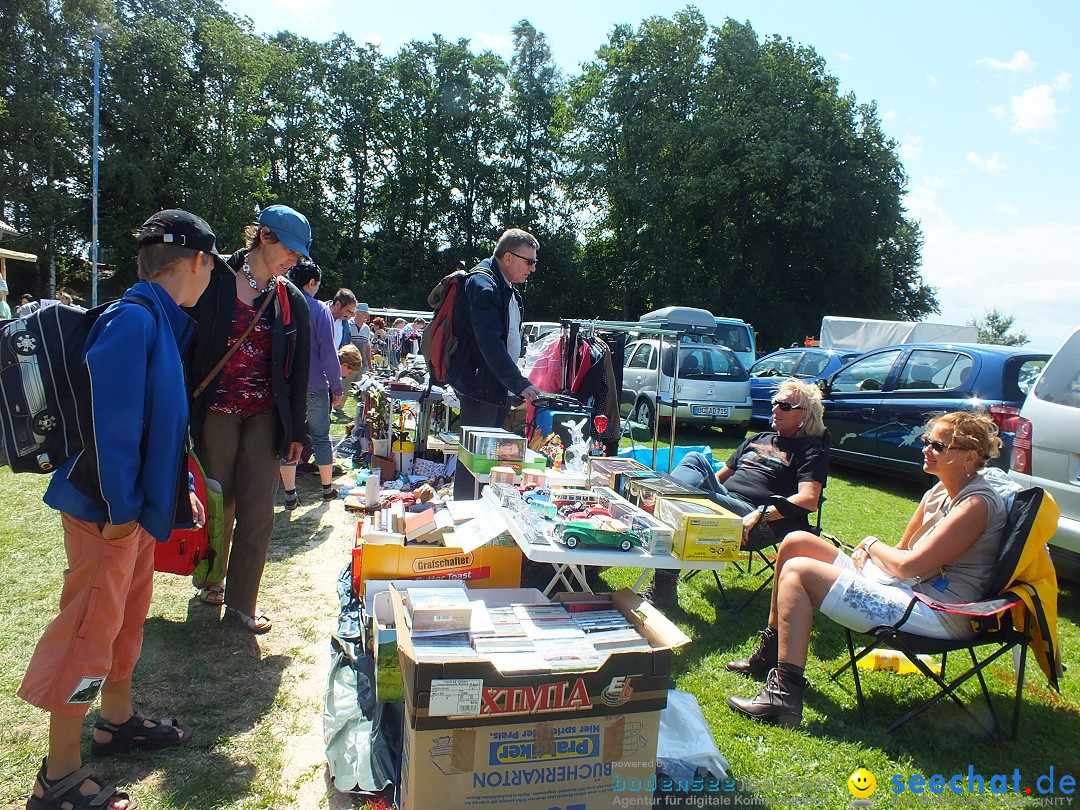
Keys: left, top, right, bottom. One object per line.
{"left": 767, "top": 494, "right": 811, "bottom": 519}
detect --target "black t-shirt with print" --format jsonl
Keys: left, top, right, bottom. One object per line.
{"left": 724, "top": 431, "right": 829, "bottom": 507}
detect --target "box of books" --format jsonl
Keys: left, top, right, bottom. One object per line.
{"left": 393, "top": 586, "right": 684, "bottom": 810}
{"left": 655, "top": 496, "right": 742, "bottom": 562}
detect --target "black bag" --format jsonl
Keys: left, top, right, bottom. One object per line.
{"left": 0, "top": 299, "right": 150, "bottom": 473}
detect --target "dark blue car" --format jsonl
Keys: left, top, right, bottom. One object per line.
{"left": 820, "top": 343, "right": 1049, "bottom": 482}
{"left": 748, "top": 348, "right": 862, "bottom": 428}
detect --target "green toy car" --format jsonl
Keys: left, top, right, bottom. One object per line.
{"left": 554, "top": 516, "right": 642, "bottom": 551}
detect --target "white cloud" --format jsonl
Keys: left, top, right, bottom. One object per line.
{"left": 838, "top": 52, "right": 854, "bottom": 62}
{"left": 899, "top": 134, "right": 924, "bottom": 162}
{"left": 1052, "top": 71, "right": 1072, "bottom": 90}
{"left": 1010, "top": 84, "right": 1062, "bottom": 133}
{"left": 988, "top": 105, "right": 1005, "bottom": 119}
{"left": 362, "top": 32, "right": 383, "bottom": 46}
{"left": 927, "top": 75, "right": 939, "bottom": 86}
{"left": 966, "top": 151, "right": 1008, "bottom": 174}
{"left": 912, "top": 212, "right": 1080, "bottom": 352}
{"left": 977, "top": 50, "right": 1036, "bottom": 72}
{"left": 883, "top": 108, "right": 897, "bottom": 121}
{"left": 996, "top": 203, "right": 1019, "bottom": 215}
{"left": 904, "top": 180, "right": 951, "bottom": 229}
{"left": 471, "top": 31, "right": 512, "bottom": 53}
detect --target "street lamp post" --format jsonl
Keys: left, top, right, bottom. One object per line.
{"left": 91, "top": 22, "right": 110, "bottom": 307}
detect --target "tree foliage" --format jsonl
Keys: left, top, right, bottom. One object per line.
{"left": 1, "top": 2, "right": 935, "bottom": 343}
{"left": 969, "top": 307, "right": 1029, "bottom": 347}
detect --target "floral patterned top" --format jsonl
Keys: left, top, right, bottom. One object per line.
{"left": 208, "top": 297, "right": 275, "bottom": 415}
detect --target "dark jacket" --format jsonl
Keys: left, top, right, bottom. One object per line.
{"left": 186, "top": 250, "right": 311, "bottom": 457}
{"left": 45, "top": 282, "right": 195, "bottom": 542}
{"left": 446, "top": 257, "right": 531, "bottom": 405}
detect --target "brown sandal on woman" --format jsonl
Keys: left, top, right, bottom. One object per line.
{"left": 227, "top": 607, "right": 272, "bottom": 634}
{"left": 197, "top": 584, "right": 224, "bottom": 605}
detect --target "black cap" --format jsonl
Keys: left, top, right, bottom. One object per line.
{"left": 137, "top": 209, "right": 230, "bottom": 273}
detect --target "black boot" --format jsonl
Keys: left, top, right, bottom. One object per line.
{"left": 726, "top": 664, "right": 807, "bottom": 728}
{"left": 641, "top": 571, "right": 678, "bottom": 609}
{"left": 727, "top": 626, "right": 778, "bottom": 680}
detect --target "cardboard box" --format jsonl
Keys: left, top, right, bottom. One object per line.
{"left": 401, "top": 710, "right": 659, "bottom": 810}
{"left": 613, "top": 470, "right": 702, "bottom": 513}
{"left": 392, "top": 588, "right": 689, "bottom": 731}
{"left": 368, "top": 583, "right": 548, "bottom": 705}
{"left": 656, "top": 496, "right": 742, "bottom": 562}
{"left": 587, "top": 456, "right": 650, "bottom": 488}
{"left": 460, "top": 446, "right": 548, "bottom": 476}
{"left": 353, "top": 541, "right": 523, "bottom": 595}
{"left": 394, "top": 587, "right": 686, "bottom": 809}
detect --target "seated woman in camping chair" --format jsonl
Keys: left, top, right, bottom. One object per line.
{"left": 645, "top": 379, "right": 829, "bottom": 606}
{"left": 725, "top": 410, "right": 1006, "bottom": 729}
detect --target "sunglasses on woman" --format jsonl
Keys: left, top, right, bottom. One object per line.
{"left": 771, "top": 399, "right": 803, "bottom": 412}
{"left": 922, "top": 437, "right": 958, "bottom": 453}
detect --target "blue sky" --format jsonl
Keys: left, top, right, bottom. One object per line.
{"left": 221, "top": 0, "right": 1078, "bottom": 351}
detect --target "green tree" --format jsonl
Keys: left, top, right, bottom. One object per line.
{"left": 970, "top": 308, "right": 1029, "bottom": 346}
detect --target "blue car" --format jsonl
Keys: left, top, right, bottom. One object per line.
{"left": 820, "top": 343, "right": 1049, "bottom": 482}
{"left": 748, "top": 348, "right": 862, "bottom": 428}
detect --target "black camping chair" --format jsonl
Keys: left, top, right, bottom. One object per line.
{"left": 830, "top": 487, "right": 1061, "bottom": 740}
{"left": 701, "top": 430, "right": 831, "bottom": 614}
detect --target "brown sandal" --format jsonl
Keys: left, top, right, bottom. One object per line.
{"left": 227, "top": 607, "right": 272, "bottom": 634}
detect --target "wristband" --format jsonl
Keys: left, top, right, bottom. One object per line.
{"left": 865, "top": 537, "right": 879, "bottom": 554}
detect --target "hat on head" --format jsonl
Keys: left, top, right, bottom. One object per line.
{"left": 356, "top": 303, "right": 369, "bottom": 313}
{"left": 137, "top": 209, "right": 230, "bottom": 273}
{"left": 258, "top": 205, "right": 312, "bottom": 257}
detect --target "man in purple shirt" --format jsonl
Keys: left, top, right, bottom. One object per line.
{"left": 281, "top": 261, "right": 344, "bottom": 507}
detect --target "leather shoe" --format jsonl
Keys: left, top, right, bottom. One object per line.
{"left": 727, "top": 667, "right": 806, "bottom": 728}
{"left": 727, "top": 627, "right": 778, "bottom": 680}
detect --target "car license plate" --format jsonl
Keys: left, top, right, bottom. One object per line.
{"left": 692, "top": 405, "right": 730, "bottom": 417}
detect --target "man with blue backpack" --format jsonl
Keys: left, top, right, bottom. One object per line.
{"left": 18, "top": 210, "right": 218, "bottom": 810}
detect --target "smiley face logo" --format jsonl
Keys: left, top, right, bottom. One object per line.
{"left": 848, "top": 768, "right": 877, "bottom": 799}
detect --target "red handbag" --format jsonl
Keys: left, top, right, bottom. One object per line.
{"left": 154, "top": 454, "right": 209, "bottom": 576}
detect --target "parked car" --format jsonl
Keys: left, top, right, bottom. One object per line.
{"left": 554, "top": 516, "right": 642, "bottom": 551}
{"left": 1009, "top": 327, "right": 1080, "bottom": 580}
{"left": 748, "top": 347, "right": 862, "bottom": 428}
{"left": 819, "top": 342, "right": 1049, "bottom": 482}
{"left": 620, "top": 339, "right": 751, "bottom": 436}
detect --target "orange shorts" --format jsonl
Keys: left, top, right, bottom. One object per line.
{"left": 18, "top": 515, "right": 155, "bottom": 715}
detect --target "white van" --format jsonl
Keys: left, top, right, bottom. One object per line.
{"left": 1010, "top": 326, "right": 1080, "bottom": 579}
{"left": 713, "top": 317, "right": 756, "bottom": 371}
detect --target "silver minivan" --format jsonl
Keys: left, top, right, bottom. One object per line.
{"left": 1010, "top": 327, "right": 1080, "bottom": 579}
{"left": 620, "top": 339, "right": 751, "bottom": 436}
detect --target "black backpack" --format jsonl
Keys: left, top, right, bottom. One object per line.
{"left": 0, "top": 298, "right": 151, "bottom": 473}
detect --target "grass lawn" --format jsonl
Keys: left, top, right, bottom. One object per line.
{"left": 1, "top": 422, "right": 1078, "bottom": 808}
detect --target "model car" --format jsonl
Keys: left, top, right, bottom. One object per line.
{"left": 748, "top": 348, "right": 862, "bottom": 428}
{"left": 620, "top": 339, "right": 751, "bottom": 436}
{"left": 565, "top": 506, "right": 612, "bottom": 521}
{"left": 1009, "top": 326, "right": 1080, "bottom": 580}
{"left": 554, "top": 516, "right": 642, "bottom": 551}
{"left": 820, "top": 342, "right": 1049, "bottom": 482}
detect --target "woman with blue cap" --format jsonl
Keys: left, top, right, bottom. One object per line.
{"left": 186, "top": 204, "right": 313, "bottom": 633}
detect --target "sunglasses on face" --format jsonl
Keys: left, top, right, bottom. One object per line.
{"left": 508, "top": 250, "right": 538, "bottom": 266}
{"left": 922, "top": 437, "right": 957, "bottom": 453}
{"left": 771, "top": 399, "right": 803, "bottom": 411}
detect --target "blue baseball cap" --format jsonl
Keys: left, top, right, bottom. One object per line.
{"left": 258, "top": 205, "right": 312, "bottom": 257}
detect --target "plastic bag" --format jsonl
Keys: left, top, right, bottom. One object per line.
{"left": 657, "top": 689, "right": 730, "bottom": 785}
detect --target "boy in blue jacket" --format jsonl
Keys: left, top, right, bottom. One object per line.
{"left": 19, "top": 210, "right": 220, "bottom": 810}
